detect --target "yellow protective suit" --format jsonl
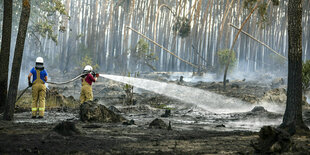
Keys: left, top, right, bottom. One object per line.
{"left": 31, "top": 69, "right": 46, "bottom": 117}
{"left": 80, "top": 78, "right": 93, "bottom": 103}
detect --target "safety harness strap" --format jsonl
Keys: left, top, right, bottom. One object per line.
{"left": 33, "top": 69, "right": 44, "bottom": 85}
{"left": 82, "top": 78, "right": 90, "bottom": 86}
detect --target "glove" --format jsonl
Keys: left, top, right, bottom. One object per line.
{"left": 28, "top": 81, "right": 32, "bottom": 87}
{"left": 96, "top": 73, "right": 99, "bottom": 77}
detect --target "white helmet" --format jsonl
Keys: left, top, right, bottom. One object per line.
{"left": 35, "top": 57, "right": 44, "bottom": 69}
{"left": 84, "top": 65, "right": 93, "bottom": 71}
{"left": 36, "top": 57, "right": 44, "bottom": 63}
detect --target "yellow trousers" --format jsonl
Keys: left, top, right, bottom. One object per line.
{"left": 80, "top": 80, "right": 93, "bottom": 103}
{"left": 32, "top": 83, "right": 46, "bottom": 117}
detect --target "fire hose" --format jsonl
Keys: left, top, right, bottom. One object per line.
{"left": 15, "top": 73, "right": 87, "bottom": 103}
{"left": 46, "top": 73, "right": 85, "bottom": 85}
{"left": 15, "top": 86, "right": 31, "bottom": 103}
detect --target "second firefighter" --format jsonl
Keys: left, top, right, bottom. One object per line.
{"left": 80, "top": 65, "right": 99, "bottom": 103}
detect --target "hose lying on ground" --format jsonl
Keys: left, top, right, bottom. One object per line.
{"left": 16, "top": 86, "right": 31, "bottom": 103}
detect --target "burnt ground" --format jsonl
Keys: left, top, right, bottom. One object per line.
{"left": 1, "top": 72, "right": 310, "bottom": 154}
{"left": 0, "top": 112, "right": 309, "bottom": 154}
{"left": 0, "top": 120, "right": 258, "bottom": 154}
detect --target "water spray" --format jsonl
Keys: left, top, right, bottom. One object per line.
{"left": 18, "top": 72, "right": 284, "bottom": 114}
{"left": 99, "top": 74, "right": 256, "bottom": 113}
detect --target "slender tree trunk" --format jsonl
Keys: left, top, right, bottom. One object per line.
{"left": 91, "top": 0, "right": 98, "bottom": 56}
{"left": 81, "top": 0, "right": 87, "bottom": 45}
{"left": 223, "top": 2, "right": 260, "bottom": 89}
{"left": 280, "top": 0, "right": 309, "bottom": 134}
{"left": 60, "top": 0, "right": 71, "bottom": 71}
{"left": 65, "top": 0, "right": 75, "bottom": 72}
{"left": 107, "top": 2, "right": 115, "bottom": 72}
{"left": 206, "top": 0, "right": 214, "bottom": 67}
{"left": 3, "top": 0, "right": 31, "bottom": 121}
{"left": 216, "top": 0, "right": 235, "bottom": 53}
{"left": 0, "top": 0, "right": 13, "bottom": 110}
{"left": 86, "top": 0, "right": 93, "bottom": 49}
{"left": 113, "top": 4, "right": 119, "bottom": 72}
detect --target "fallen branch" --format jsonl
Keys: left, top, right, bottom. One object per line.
{"left": 191, "top": 44, "right": 208, "bottom": 65}
{"left": 223, "top": 3, "right": 260, "bottom": 89}
{"left": 229, "top": 23, "right": 287, "bottom": 61}
{"left": 126, "top": 26, "right": 198, "bottom": 68}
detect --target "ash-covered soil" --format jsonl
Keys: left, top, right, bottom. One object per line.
{"left": 1, "top": 72, "right": 310, "bottom": 154}
{"left": 0, "top": 120, "right": 259, "bottom": 154}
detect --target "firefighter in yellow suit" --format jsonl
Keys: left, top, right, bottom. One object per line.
{"left": 80, "top": 65, "right": 98, "bottom": 103}
{"left": 28, "top": 57, "right": 48, "bottom": 119}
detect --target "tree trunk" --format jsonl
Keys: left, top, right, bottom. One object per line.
{"left": 216, "top": 0, "right": 234, "bottom": 53}
{"left": 3, "top": 0, "right": 31, "bottom": 121}
{"left": 280, "top": 0, "right": 309, "bottom": 135}
{"left": 206, "top": 0, "right": 214, "bottom": 67}
{"left": 65, "top": 0, "right": 75, "bottom": 72}
{"left": 0, "top": 0, "right": 13, "bottom": 110}
{"left": 60, "top": 0, "right": 71, "bottom": 71}
{"left": 223, "top": 2, "right": 259, "bottom": 89}
{"left": 91, "top": 0, "right": 98, "bottom": 57}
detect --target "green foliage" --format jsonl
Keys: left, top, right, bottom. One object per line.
{"left": 37, "top": 0, "right": 67, "bottom": 16}
{"left": 271, "top": 0, "right": 280, "bottom": 6}
{"left": 123, "top": 72, "right": 136, "bottom": 105}
{"left": 52, "top": 0, "right": 68, "bottom": 15}
{"left": 258, "top": 2, "right": 268, "bottom": 23}
{"left": 243, "top": 0, "right": 257, "bottom": 10}
{"left": 4, "top": 0, "right": 68, "bottom": 46}
{"left": 136, "top": 39, "right": 149, "bottom": 57}
{"left": 33, "top": 20, "right": 58, "bottom": 43}
{"left": 133, "top": 39, "right": 158, "bottom": 71}
{"left": 218, "top": 49, "right": 237, "bottom": 68}
{"left": 173, "top": 16, "right": 191, "bottom": 38}
{"left": 244, "top": 0, "right": 268, "bottom": 24}
{"left": 80, "top": 55, "right": 99, "bottom": 71}
{"left": 302, "top": 60, "right": 310, "bottom": 91}
{"left": 29, "top": 0, "right": 68, "bottom": 44}
{"left": 243, "top": 0, "right": 279, "bottom": 26}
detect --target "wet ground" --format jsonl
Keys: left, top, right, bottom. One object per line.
{"left": 1, "top": 72, "right": 310, "bottom": 154}
{"left": 0, "top": 118, "right": 259, "bottom": 154}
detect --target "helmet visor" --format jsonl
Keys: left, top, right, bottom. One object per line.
{"left": 36, "top": 63, "right": 44, "bottom": 69}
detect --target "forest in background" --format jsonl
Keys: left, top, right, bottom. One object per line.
{"left": 0, "top": 0, "right": 309, "bottom": 76}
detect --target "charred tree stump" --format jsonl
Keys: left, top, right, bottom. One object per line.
{"left": 251, "top": 126, "right": 293, "bottom": 154}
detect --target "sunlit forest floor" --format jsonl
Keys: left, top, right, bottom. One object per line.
{"left": 0, "top": 72, "right": 310, "bottom": 154}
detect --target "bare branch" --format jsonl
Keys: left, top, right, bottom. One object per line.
{"left": 229, "top": 23, "right": 287, "bottom": 60}
{"left": 126, "top": 26, "right": 198, "bottom": 68}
